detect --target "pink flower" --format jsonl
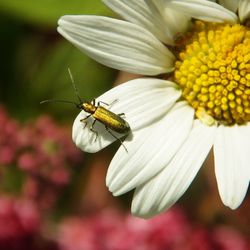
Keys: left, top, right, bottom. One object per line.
{"left": 213, "top": 226, "right": 249, "bottom": 250}
{"left": 0, "top": 196, "right": 40, "bottom": 240}
{"left": 18, "top": 153, "right": 38, "bottom": 171}
{"left": 0, "top": 146, "right": 15, "bottom": 165}
{"left": 57, "top": 208, "right": 250, "bottom": 250}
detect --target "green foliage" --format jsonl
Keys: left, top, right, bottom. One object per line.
{"left": 0, "top": 166, "right": 25, "bottom": 194}
{"left": 0, "top": 0, "right": 112, "bottom": 27}
{"left": 36, "top": 42, "right": 117, "bottom": 121}
{"left": 0, "top": 1, "right": 116, "bottom": 121}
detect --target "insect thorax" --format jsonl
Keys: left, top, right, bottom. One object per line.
{"left": 82, "top": 102, "right": 96, "bottom": 114}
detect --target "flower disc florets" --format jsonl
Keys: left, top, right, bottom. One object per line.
{"left": 175, "top": 21, "right": 250, "bottom": 125}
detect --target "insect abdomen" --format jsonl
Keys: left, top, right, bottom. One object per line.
{"left": 93, "top": 107, "right": 130, "bottom": 134}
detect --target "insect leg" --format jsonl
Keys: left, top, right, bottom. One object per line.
{"left": 105, "top": 126, "right": 128, "bottom": 153}
{"left": 80, "top": 114, "right": 92, "bottom": 128}
{"left": 117, "top": 113, "right": 125, "bottom": 118}
{"left": 97, "top": 99, "right": 118, "bottom": 108}
{"left": 81, "top": 115, "right": 98, "bottom": 141}
{"left": 90, "top": 119, "right": 98, "bottom": 142}
{"left": 91, "top": 98, "right": 96, "bottom": 106}
{"left": 80, "top": 114, "right": 92, "bottom": 122}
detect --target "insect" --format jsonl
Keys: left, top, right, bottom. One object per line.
{"left": 41, "top": 69, "right": 130, "bottom": 152}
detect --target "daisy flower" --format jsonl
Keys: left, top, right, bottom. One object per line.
{"left": 57, "top": 0, "right": 250, "bottom": 218}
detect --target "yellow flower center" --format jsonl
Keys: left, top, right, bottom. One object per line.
{"left": 174, "top": 21, "right": 250, "bottom": 125}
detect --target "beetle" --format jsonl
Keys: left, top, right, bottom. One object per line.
{"left": 79, "top": 99, "right": 130, "bottom": 136}
{"left": 73, "top": 98, "right": 130, "bottom": 152}
{"left": 41, "top": 69, "right": 130, "bottom": 151}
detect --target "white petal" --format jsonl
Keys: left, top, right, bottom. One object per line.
{"left": 102, "top": 0, "right": 177, "bottom": 44}
{"left": 132, "top": 120, "right": 216, "bottom": 218}
{"left": 58, "top": 15, "right": 175, "bottom": 75}
{"left": 238, "top": 0, "right": 250, "bottom": 23}
{"left": 242, "top": 123, "right": 250, "bottom": 179}
{"left": 218, "top": 0, "right": 239, "bottom": 13}
{"left": 107, "top": 102, "right": 194, "bottom": 196}
{"left": 214, "top": 125, "right": 250, "bottom": 209}
{"left": 73, "top": 111, "right": 117, "bottom": 153}
{"left": 149, "top": 0, "right": 192, "bottom": 42}
{"left": 97, "top": 78, "right": 182, "bottom": 131}
{"left": 73, "top": 78, "right": 181, "bottom": 153}
{"left": 167, "top": 0, "right": 238, "bottom": 24}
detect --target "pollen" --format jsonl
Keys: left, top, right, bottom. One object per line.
{"left": 174, "top": 21, "right": 250, "bottom": 125}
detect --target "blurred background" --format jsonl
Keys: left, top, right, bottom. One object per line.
{"left": 0, "top": 1, "right": 249, "bottom": 249}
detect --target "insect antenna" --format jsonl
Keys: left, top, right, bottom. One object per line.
{"left": 40, "top": 99, "right": 78, "bottom": 106}
{"left": 68, "top": 68, "right": 83, "bottom": 104}
{"left": 40, "top": 69, "right": 84, "bottom": 110}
